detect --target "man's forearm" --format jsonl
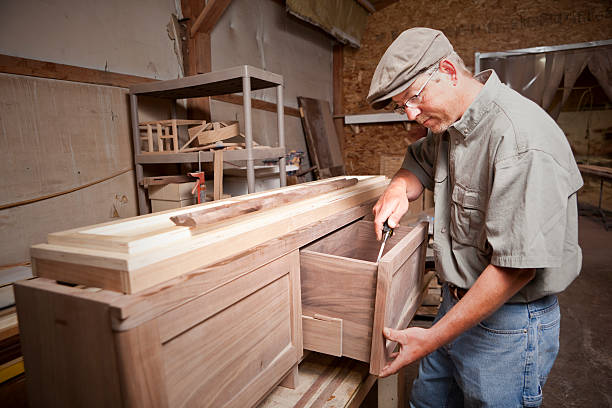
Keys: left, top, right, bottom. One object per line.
{"left": 426, "top": 264, "right": 536, "bottom": 351}
{"left": 390, "top": 168, "right": 424, "bottom": 201}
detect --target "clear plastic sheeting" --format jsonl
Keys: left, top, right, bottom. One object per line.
{"left": 478, "top": 43, "right": 612, "bottom": 119}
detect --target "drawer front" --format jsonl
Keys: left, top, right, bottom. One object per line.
{"left": 370, "top": 222, "right": 428, "bottom": 375}
{"left": 159, "top": 251, "right": 302, "bottom": 407}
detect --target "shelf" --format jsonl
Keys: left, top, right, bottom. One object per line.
{"left": 135, "top": 147, "right": 286, "bottom": 164}
{"left": 129, "top": 65, "right": 283, "bottom": 99}
{"left": 128, "top": 65, "right": 287, "bottom": 214}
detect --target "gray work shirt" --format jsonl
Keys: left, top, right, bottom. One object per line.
{"left": 402, "top": 70, "right": 583, "bottom": 302}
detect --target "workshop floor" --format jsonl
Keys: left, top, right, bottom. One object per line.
{"left": 543, "top": 215, "right": 612, "bottom": 407}
{"left": 388, "top": 215, "right": 612, "bottom": 407}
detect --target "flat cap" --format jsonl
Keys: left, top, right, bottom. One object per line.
{"left": 367, "top": 27, "right": 453, "bottom": 110}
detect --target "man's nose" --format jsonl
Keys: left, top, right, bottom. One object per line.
{"left": 405, "top": 106, "right": 421, "bottom": 121}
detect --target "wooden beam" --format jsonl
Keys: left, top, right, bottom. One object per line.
{"left": 212, "top": 94, "right": 300, "bottom": 118}
{"left": 190, "top": 0, "right": 233, "bottom": 37}
{"left": 356, "top": 0, "right": 376, "bottom": 13}
{"left": 333, "top": 44, "right": 345, "bottom": 151}
{"left": 0, "top": 54, "right": 155, "bottom": 88}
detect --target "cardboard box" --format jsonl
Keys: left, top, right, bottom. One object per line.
{"left": 151, "top": 197, "right": 195, "bottom": 212}
{"left": 148, "top": 182, "right": 196, "bottom": 201}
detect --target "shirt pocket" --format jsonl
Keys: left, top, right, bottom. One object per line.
{"left": 450, "top": 184, "right": 486, "bottom": 247}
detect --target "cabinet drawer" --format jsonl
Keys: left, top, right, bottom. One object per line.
{"left": 300, "top": 220, "right": 428, "bottom": 375}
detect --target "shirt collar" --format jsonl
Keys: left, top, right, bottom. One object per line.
{"left": 451, "top": 69, "right": 500, "bottom": 138}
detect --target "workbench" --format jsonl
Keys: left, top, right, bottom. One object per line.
{"left": 578, "top": 164, "right": 612, "bottom": 230}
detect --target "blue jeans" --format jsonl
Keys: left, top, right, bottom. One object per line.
{"left": 410, "top": 284, "right": 561, "bottom": 408}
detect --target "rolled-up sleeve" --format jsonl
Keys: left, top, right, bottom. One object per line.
{"left": 487, "top": 149, "right": 577, "bottom": 269}
{"left": 401, "top": 133, "right": 437, "bottom": 191}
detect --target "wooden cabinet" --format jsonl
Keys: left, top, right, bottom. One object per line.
{"left": 300, "top": 220, "right": 428, "bottom": 375}
{"left": 15, "top": 251, "right": 302, "bottom": 408}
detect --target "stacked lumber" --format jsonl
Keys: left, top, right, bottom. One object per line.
{"left": 30, "top": 176, "right": 388, "bottom": 294}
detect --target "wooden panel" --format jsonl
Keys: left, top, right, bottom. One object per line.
{"left": 14, "top": 280, "right": 123, "bottom": 408}
{"left": 369, "top": 222, "right": 428, "bottom": 375}
{"left": 297, "top": 97, "right": 345, "bottom": 179}
{"left": 162, "top": 273, "right": 295, "bottom": 407}
{"left": 303, "top": 314, "right": 343, "bottom": 357}
{"left": 300, "top": 250, "right": 377, "bottom": 362}
{"left": 114, "top": 320, "right": 169, "bottom": 407}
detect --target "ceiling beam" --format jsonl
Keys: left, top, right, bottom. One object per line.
{"left": 356, "top": 0, "right": 376, "bottom": 13}
{"left": 190, "top": 0, "right": 232, "bottom": 37}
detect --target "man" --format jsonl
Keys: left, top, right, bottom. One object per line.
{"left": 367, "top": 28, "right": 583, "bottom": 407}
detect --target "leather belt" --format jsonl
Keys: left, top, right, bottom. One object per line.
{"left": 448, "top": 284, "right": 468, "bottom": 301}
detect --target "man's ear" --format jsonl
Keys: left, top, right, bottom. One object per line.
{"left": 439, "top": 59, "right": 457, "bottom": 83}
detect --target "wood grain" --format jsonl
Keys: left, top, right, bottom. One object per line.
{"left": 171, "top": 177, "right": 358, "bottom": 227}
{"left": 298, "top": 97, "right": 346, "bottom": 179}
{"left": 14, "top": 280, "right": 123, "bottom": 407}
{"left": 32, "top": 177, "right": 386, "bottom": 293}
{"left": 302, "top": 314, "right": 343, "bottom": 357}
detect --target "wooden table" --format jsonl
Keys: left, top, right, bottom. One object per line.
{"left": 578, "top": 164, "right": 612, "bottom": 230}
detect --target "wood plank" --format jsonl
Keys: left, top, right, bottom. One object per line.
{"left": 213, "top": 149, "right": 224, "bottom": 200}
{"left": 197, "top": 121, "right": 239, "bottom": 145}
{"left": 190, "top": 0, "right": 233, "bottom": 36}
{"left": 0, "top": 54, "right": 155, "bottom": 88}
{"left": 578, "top": 164, "right": 612, "bottom": 179}
{"left": 333, "top": 44, "right": 345, "bottom": 152}
{"left": 171, "top": 177, "right": 358, "bottom": 227}
{"left": 298, "top": 96, "right": 345, "bottom": 179}
{"left": 302, "top": 314, "right": 343, "bottom": 357}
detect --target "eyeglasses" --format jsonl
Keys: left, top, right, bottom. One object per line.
{"left": 392, "top": 66, "right": 439, "bottom": 114}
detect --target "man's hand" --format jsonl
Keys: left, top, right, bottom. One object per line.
{"left": 380, "top": 327, "right": 435, "bottom": 377}
{"left": 372, "top": 169, "right": 423, "bottom": 240}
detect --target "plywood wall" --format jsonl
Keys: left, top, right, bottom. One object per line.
{"left": 211, "top": 0, "right": 335, "bottom": 169}
{"left": 342, "top": 0, "right": 612, "bottom": 175}
{"left": 0, "top": 74, "right": 139, "bottom": 265}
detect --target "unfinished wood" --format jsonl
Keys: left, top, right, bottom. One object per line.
{"left": 0, "top": 53, "right": 156, "bottom": 88}
{"left": 14, "top": 280, "right": 123, "bottom": 407}
{"left": 31, "top": 177, "right": 386, "bottom": 293}
{"left": 171, "top": 177, "right": 358, "bottom": 227}
{"left": 260, "top": 352, "right": 373, "bottom": 408}
{"left": 333, "top": 44, "right": 345, "bottom": 152}
{"left": 114, "top": 320, "right": 169, "bottom": 407}
{"left": 213, "top": 149, "right": 224, "bottom": 200}
{"left": 279, "top": 364, "right": 299, "bottom": 390}
{"left": 196, "top": 121, "right": 239, "bottom": 145}
{"left": 162, "top": 256, "right": 298, "bottom": 407}
{"left": 109, "top": 200, "right": 375, "bottom": 331}
{"left": 298, "top": 97, "right": 345, "bottom": 179}
{"left": 16, "top": 251, "right": 303, "bottom": 407}
{"left": 190, "top": 0, "right": 233, "bottom": 36}
{"left": 369, "top": 222, "right": 428, "bottom": 375}
{"left": 302, "top": 314, "right": 343, "bottom": 357}
{"left": 300, "top": 220, "right": 428, "bottom": 375}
